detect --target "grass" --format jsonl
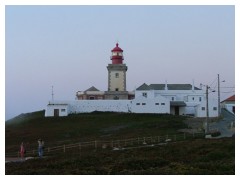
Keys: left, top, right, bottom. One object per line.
{"left": 5, "top": 111, "right": 235, "bottom": 175}
{"left": 6, "top": 111, "right": 187, "bottom": 151}
{"left": 6, "top": 138, "right": 234, "bottom": 175}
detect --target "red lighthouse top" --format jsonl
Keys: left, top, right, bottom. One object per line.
{"left": 111, "top": 43, "right": 123, "bottom": 52}
{"left": 111, "top": 43, "right": 124, "bottom": 64}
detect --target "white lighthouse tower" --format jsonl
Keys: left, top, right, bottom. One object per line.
{"left": 105, "top": 43, "right": 129, "bottom": 100}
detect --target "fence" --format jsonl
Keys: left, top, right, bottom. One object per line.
{"left": 6, "top": 132, "right": 204, "bottom": 158}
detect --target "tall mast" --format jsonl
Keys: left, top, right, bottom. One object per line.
{"left": 51, "top": 85, "right": 54, "bottom": 102}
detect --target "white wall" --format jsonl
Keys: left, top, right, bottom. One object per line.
{"left": 195, "top": 98, "right": 218, "bottom": 117}
{"left": 225, "top": 104, "right": 235, "bottom": 114}
{"left": 45, "top": 104, "right": 69, "bottom": 117}
{"left": 131, "top": 96, "right": 170, "bottom": 114}
{"left": 155, "top": 90, "right": 204, "bottom": 102}
{"left": 69, "top": 100, "right": 131, "bottom": 113}
{"left": 45, "top": 96, "right": 170, "bottom": 117}
{"left": 135, "top": 89, "right": 217, "bottom": 117}
{"left": 45, "top": 95, "right": 218, "bottom": 117}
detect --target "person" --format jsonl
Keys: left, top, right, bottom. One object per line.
{"left": 20, "top": 142, "right": 25, "bottom": 160}
{"left": 38, "top": 139, "right": 44, "bottom": 158}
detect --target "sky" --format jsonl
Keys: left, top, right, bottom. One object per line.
{"left": 5, "top": 5, "right": 235, "bottom": 120}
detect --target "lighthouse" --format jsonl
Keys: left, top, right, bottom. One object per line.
{"left": 105, "top": 43, "right": 128, "bottom": 99}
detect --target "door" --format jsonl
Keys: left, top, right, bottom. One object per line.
{"left": 175, "top": 106, "right": 179, "bottom": 115}
{"left": 54, "top": 109, "right": 59, "bottom": 117}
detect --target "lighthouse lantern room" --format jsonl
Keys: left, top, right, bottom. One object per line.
{"left": 111, "top": 43, "right": 124, "bottom": 64}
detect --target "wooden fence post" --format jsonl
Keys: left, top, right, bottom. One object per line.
{"left": 79, "top": 143, "right": 81, "bottom": 157}
{"left": 143, "top": 137, "right": 146, "bottom": 144}
{"left": 95, "top": 140, "right": 97, "bottom": 149}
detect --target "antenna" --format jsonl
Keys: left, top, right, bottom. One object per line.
{"left": 51, "top": 86, "right": 54, "bottom": 102}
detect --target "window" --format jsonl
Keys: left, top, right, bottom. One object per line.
{"left": 115, "top": 73, "right": 119, "bottom": 78}
{"left": 161, "top": 103, "right": 165, "bottom": 105}
{"left": 142, "top": 103, "right": 146, "bottom": 105}
{"left": 115, "top": 88, "right": 119, "bottom": 91}
{"left": 199, "top": 97, "right": 202, "bottom": 102}
{"left": 136, "top": 103, "right": 140, "bottom": 105}
{"left": 61, "top": 109, "right": 66, "bottom": 112}
{"left": 213, "top": 107, "right": 217, "bottom": 111}
{"left": 89, "top": 96, "right": 95, "bottom": 100}
{"left": 172, "top": 97, "right": 174, "bottom": 101}
{"left": 202, "top": 107, "right": 205, "bottom": 111}
{"left": 192, "top": 97, "right": 195, "bottom": 101}
{"left": 142, "top": 92, "right": 147, "bottom": 97}
{"left": 155, "top": 103, "right": 159, "bottom": 105}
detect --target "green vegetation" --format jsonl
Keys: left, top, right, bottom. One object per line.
{"left": 6, "top": 111, "right": 187, "bottom": 151}
{"left": 5, "top": 111, "right": 235, "bottom": 175}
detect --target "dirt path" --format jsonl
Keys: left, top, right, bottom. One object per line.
{"left": 5, "top": 157, "right": 35, "bottom": 163}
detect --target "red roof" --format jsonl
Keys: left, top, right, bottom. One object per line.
{"left": 223, "top": 95, "right": 235, "bottom": 102}
{"left": 111, "top": 43, "right": 123, "bottom": 52}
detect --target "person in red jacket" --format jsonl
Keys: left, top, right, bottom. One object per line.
{"left": 20, "top": 142, "right": 25, "bottom": 160}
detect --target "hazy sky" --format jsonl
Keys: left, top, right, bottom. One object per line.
{"left": 5, "top": 5, "right": 235, "bottom": 120}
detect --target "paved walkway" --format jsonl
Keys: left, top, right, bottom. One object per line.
{"left": 5, "top": 157, "right": 35, "bottom": 163}
{"left": 209, "top": 109, "right": 235, "bottom": 138}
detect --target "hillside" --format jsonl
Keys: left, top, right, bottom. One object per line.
{"left": 5, "top": 111, "right": 235, "bottom": 175}
{"left": 5, "top": 111, "right": 188, "bottom": 151}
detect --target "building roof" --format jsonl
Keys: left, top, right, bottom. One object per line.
{"left": 84, "top": 86, "right": 100, "bottom": 92}
{"left": 136, "top": 83, "right": 151, "bottom": 90}
{"left": 136, "top": 83, "right": 201, "bottom": 91}
{"left": 111, "top": 43, "right": 123, "bottom": 52}
{"left": 222, "top": 95, "right": 235, "bottom": 102}
{"left": 170, "top": 101, "right": 186, "bottom": 107}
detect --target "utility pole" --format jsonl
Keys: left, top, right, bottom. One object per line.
{"left": 206, "top": 85, "right": 209, "bottom": 134}
{"left": 217, "top": 74, "right": 221, "bottom": 117}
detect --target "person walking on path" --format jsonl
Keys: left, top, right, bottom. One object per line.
{"left": 38, "top": 139, "right": 44, "bottom": 158}
{"left": 20, "top": 142, "right": 25, "bottom": 160}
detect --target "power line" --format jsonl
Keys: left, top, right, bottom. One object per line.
{"left": 221, "top": 91, "right": 235, "bottom": 93}
{"left": 220, "top": 87, "right": 235, "bottom": 88}
{"left": 208, "top": 77, "right": 217, "bottom": 87}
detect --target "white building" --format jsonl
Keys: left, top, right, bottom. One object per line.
{"left": 45, "top": 95, "right": 170, "bottom": 117}
{"left": 45, "top": 43, "right": 218, "bottom": 118}
{"left": 45, "top": 83, "right": 218, "bottom": 117}
{"left": 220, "top": 95, "right": 235, "bottom": 114}
{"left": 135, "top": 83, "right": 218, "bottom": 117}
